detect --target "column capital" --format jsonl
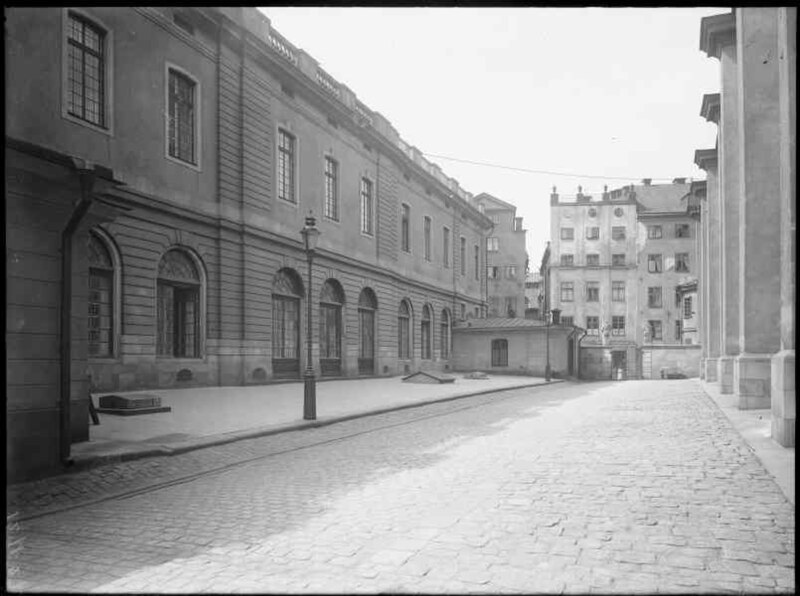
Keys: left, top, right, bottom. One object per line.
{"left": 700, "top": 12, "right": 736, "bottom": 59}
{"left": 694, "top": 148, "right": 718, "bottom": 172}
{"left": 700, "top": 93, "right": 721, "bottom": 124}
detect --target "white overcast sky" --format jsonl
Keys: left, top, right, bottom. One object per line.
{"left": 259, "top": 6, "right": 723, "bottom": 268}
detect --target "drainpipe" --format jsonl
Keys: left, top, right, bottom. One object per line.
{"left": 60, "top": 159, "right": 97, "bottom": 466}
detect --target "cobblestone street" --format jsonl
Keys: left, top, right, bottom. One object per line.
{"left": 7, "top": 380, "right": 795, "bottom": 593}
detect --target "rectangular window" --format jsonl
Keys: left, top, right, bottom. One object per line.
{"left": 460, "top": 237, "right": 466, "bottom": 275}
{"left": 612, "top": 281, "right": 626, "bottom": 302}
{"left": 560, "top": 227, "right": 574, "bottom": 241}
{"left": 675, "top": 320, "right": 682, "bottom": 341}
{"left": 443, "top": 227, "right": 450, "bottom": 268}
{"left": 675, "top": 287, "right": 682, "bottom": 307}
{"left": 324, "top": 157, "right": 339, "bottom": 220}
{"left": 586, "top": 282, "right": 600, "bottom": 302}
{"left": 474, "top": 245, "right": 480, "bottom": 280}
{"left": 360, "top": 177, "right": 373, "bottom": 235}
{"left": 561, "top": 316, "right": 574, "bottom": 327}
{"left": 272, "top": 296, "right": 299, "bottom": 360}
{"left": 586, "top": 316, "right": 600, "bottom": 335}
{"left": 683, "top": 296, "right": 693, "bottom": 319}
{"left": 675, "top": 223, "right": 691, "bottom": 238}
{"left": 648, "top": 286, "right": 663, "bottom": 308}
{"left": 487, "top": 237, "right": 499, "bottom": 252}
{"left": 585, "top": 227, "right": 599, "bottom": 240}
{"left": 612, "top": 253, "right": 626, "bottom": 267}
{"left": 491, "top": 339, "right": 508, "bottom": 367}
{"left": 648, "top": 254, "right": 663, "bottom": 273}
{"left": 168, "top": 69, "right": 196, "bottom": 164}
{"left": 505, "top": 297, "right": 515, "bottom": 316}
{"left": 675, "top": 252, "right": 689, "bottom": 273}
{"left": 648, "top": 320, "right": 663, "bottom": 341}
{"left": 612, "top": 315, "right": 625, "bottom": 336}
{"left": 277, "top": 129, "right": 296, "bottom": 203}
{"left": 560, "top": 282, "right": 574, "bottom": 302}
{"left": 67, "top": 12, "right": 106, "bottom": 127}
{"left": 505, "top": 266, "right": 517, "bottom": 279}
{"left": 424, "top": 216, "right": 432, "bottom": 261}
{"left": 401, "top": 204, "right": 410, "bottom": 252}
{"left": 612, "top": 226, "right": 626, "bottom": 241}
{"left": 158, "top": 284, "right": 199, "bottom": 358}
{"left": 460, "top": 303, "right": 466, "bottom": 320}
{"left": 560, "top": 254, "right": 574, "bottom": 266}
{"left": 647, "top": 225, "right": 663, "bottom": 239}
{"left": 487, "top": 266, "right": 499, "bottom": 279}
{"left": 586, "top": 254, "right": 600, "bottom": 267}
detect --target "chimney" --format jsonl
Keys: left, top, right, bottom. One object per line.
{"left": 642, "top": 178, "right": 652, "bottom": 186}
{"left": 602, "top": 184, "right": 609, "bottom": 201}
{"left": 672, "top": 177, "right": 687, "bottom": 184}
{"left": 550, "top": 185, "right": 559, "bottom": 205}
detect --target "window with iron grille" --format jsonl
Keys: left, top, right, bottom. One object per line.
{"left": 683, "top": 296, "right": 693, "bottom": 319}
{"left": 612, "top": 253, "right": 626, "bottom": 267}
{"left": 647, "top": 225, "right": 662, "bottom": 239}
{"left": 675, "top": 223, "right": 691, "bottom": 238}
{"left": 423, "top": 217, "right": 432, "bottom": 261}
{"left": 612, "top": 315, "right": 625, "bottom": 336}
{"left": 586, "top": 254, "right": 600, "bottom": 267}
{"left": 168, "top": 69, "right": 196, "bottom": 164}
{"left": 324, "top": 157, "right": 339, "bottom": 220}
{"left": 586, "top": 316, "right": 599, "bottom": 335}
{"left": 491, "top": 339, "right": 508, "bottom": 367}
{"left": 648, "top": 286, "right": 663, "bottom": 308}
{"left": 648, "top": 254, "right": 663, "bottom": 273}
{"left": 612, "top": 226, "right": 626, "bottom": 241}
{"left": 67, "top": 12, "right": 106, "bottom": 127}
{"left": 443, "top": 227, "right": 450, "bottom": 268}
{"left": 560, "top": 316, "right": 574, "bottom": 327}
{"left": 586, "top": 282, "right": 600, "bottom": 302}
{"left": 460, "top": 237, "right": 466, "bottom": 275}
{"left": 585, "top": 227, "right": 599, "bottom": 240}
{"left": 675, "top": 252, "right": 689, "bottom": 272}
{"left": 560, "top": 254, "right": 574, "bottom": 266}
{"left": 360, "top": 177, "right": 373, "bottom": 235}
{"left": 277, "top": 129, "right": 296, "bottom": 203}
{"left": 88, "top": 232, "right": 114, "bottom": 357}
{"left": 648, "top": 320, "right": 663, "bottom": 341}
{"left": 560, "top": 282, "right": 574, "bottom": 302}
{"left": 612, "top": 281, "right": 626, "bottom": 302}
{"left": 560, "top": 227, "right": 574, "bottom": 241}
{"left": 401, "top": 204, "right": 410, "bottom": 252}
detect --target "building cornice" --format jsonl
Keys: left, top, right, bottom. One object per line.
{"left": 694, "top": 148, "right": 718, "bottom": 172}
{"left": 700, "top": 93, "right": 721, "bottom": 124}
{"left": 699, "top": 12, "right": 736, "bottom": 59}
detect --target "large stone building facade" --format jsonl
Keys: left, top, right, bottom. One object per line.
{"left": 549, "top": 181, "right": 700, "bottom": 380}
{"left": 696, "top": 8, "right": 795, "bottom": 447}
{"left": 472, "top": 193, "right": 528, "bottom": 319}
{"left": 5, "top": 7, "right": 494, "bottom": 480}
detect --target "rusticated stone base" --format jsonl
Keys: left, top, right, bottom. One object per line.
{"left": 734, "top": 353, "right": 772, "bottom": 409}
{"left": 771, "top": 350, "right": 795, "bottom": 447}
{"left": 705, "top": 357, "right": 719, "bottom": 383}
{"left": 718, "top": 356, "right": 735, "bottom": 394}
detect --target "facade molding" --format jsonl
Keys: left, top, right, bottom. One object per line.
{"left": 700, "top": 12, "right": 736, "bottom": 59}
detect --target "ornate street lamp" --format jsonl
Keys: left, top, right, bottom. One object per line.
{"left": 300, "top": 213, "right": 320, "bottom": 420}
{"left": 545, "top": 307, "right": 551, "bottom": 382}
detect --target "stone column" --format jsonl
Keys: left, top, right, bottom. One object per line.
{"left": 697, "top": 187, "right": 708, "bottom": 379}
{"left": 733, "top": 8, "right": 782, "bottom": 409}
{"left": 771, "top": 6, "right": 795, "bottom": 446}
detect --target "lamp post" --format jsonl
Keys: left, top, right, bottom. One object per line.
{"left": 545, "top": 308, "right": 551, "bottom": 382}
{"left": 300, "top": 213, "right": 320, "bottom": 420}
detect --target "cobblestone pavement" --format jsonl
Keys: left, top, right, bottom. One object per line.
{"left": 7, "top": 380, "right": 795, "bottom": 593}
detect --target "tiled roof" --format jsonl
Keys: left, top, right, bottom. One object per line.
{"left": 634, "top": 183, "right": 692, "bottom": 213}
{"left": 454, "top": 317, "right": 547, "bottom": 330}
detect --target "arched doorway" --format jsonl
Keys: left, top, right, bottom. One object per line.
{"left": 272, "top": 268, "right": 304, "bottom": 379}
{"left": 398, "top": 299, "right": 412, "bottom": 361}
{"left": 319, "top": 279, "right": 345, "bottom": 377}
{"left": 156, "top": 248, "right": 203, "bottom": 358}
{"left": 421, "top": 304, "right": 432, "bottom": 360}
{"left": 440, "top": 308, "right": 451, "bottom": 360}
{"left": 358, "top": 288, "right": 377, "bottom": 375}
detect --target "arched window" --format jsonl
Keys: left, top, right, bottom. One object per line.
{"left": 491, "top": 339, "right": 508, "bottom": 367}
{"left": 272, "top": 268, "right": 304, "bottom": 378}
{"left": 88, "top": 231, "right": 115, "bottom": 357}
{"left": 157, "top": 249, "right": 202, "bottom": 358}
{"left": 319, "top": 279, "right": 345, "bottom": 376}
{"left": 421, "top": 304, "right": 432, "bottom": 360}
{"left": 398, "top": 299, "right": 411, "bottom": 360}
{"left": 358, "top": 288, "right": 377, "bottom": 375}
{"left": 440, "top": 308, "right": 451, "bottom": 359}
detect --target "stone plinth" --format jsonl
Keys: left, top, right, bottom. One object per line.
{"left": 771, "top": 350, "right": 795, "bottom": 447}
{"left": 717, "top": 356, "right": 735, "bottom": 394}
{"left": 733, "top": 354, "right": 771, "bottom": 409}
{"left": 97, "top": 393, "right": 172, "bottom": 416}
{"left": 705, "top": 357, "right": 719, "bottom": 382}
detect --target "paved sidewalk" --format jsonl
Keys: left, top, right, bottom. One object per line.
{"left": 698, "top": 379, "right": 795, "bottom": 505}
{"left": 75, "top": 374, "right": 554, "bottom": 469}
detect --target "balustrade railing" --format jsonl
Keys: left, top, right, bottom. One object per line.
{"left": 315, "top": 68, "right": 341, "bottom": 99}
{"left": 354, "top": 100, "right": 374, "bottom": 126}
{"left": 268, "top": 31, "right": 298, "bottom": 66}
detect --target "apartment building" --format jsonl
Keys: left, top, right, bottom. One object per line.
{"left": 5, "top": 7, "right": 493, "bottom": 479}
{"left": 472, "top": 193, "right": 528, "bottom": 318}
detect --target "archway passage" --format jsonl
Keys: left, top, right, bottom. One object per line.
{"left": 358, "top": 288, "right": 378, "bottom": 375}
{"left": 319, "top": 279, "right": 345, "bottom": 377}
{"left": 272, "top": 268, "right": 304, "bottom": 379}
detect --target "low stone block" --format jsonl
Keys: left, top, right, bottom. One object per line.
{"left": 97, "top": 393, "right": 171, "bottom": 416}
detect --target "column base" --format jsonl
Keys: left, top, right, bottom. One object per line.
{"left": 699, "top": 357, "right": 706, "bottom": 380}
{"left": 718, "top": 356, "right": 735, "bottom": 394}
{"left": 704, "top": 357, "right": 719, "bottom": 383}
{"left": 771, "top": 350, "right": 795, "bottom": 447}
{"left": 733, "top": 353, "right": 772, "bottom": 409}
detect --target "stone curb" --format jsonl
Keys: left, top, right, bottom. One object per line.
{"left": 66, "top": 379, "right": 563, "bottom": 474}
